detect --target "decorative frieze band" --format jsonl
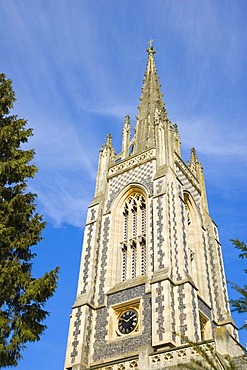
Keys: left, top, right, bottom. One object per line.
{"left": 95, "top": 359, "right": 139, "bottom": 370}
{"left": 109, "top": 148, "right": 156, "bottom": 177}
{"left": 150, "top": 342, "right": 215, "bottom": 368}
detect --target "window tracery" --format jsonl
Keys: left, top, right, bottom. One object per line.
{"left": 120, "top": 193, "right": 147, "bottom": 280}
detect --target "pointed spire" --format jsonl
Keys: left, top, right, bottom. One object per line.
{"left": 134, "top": 40, "right": 167, "bottom": 153}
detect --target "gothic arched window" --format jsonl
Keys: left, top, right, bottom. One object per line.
{"left": 120, "top": 193, "right": 146, "bottom": 281}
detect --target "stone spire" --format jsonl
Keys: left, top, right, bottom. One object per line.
{"left": 134, "top": 41, "right": 167, "bottom": 153}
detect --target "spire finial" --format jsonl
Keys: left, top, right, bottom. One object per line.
{"left": 147, "top": 38, "right": 155, "bottom": 48}
{"left": 147, "top": 38, "right": 156, "bottom": 53}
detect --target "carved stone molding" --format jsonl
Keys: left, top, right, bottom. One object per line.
{"left": 109, "top": 148, "right": 156, "bottom": 177}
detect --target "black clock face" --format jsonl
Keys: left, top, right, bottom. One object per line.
{"left": 118, "top": 309, "right": 138, "bottom": 334}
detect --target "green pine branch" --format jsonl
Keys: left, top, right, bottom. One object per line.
{"left": 228, "top": 239, "right": 247, "bottom": 328}
{"left": 0, "top": 73, "right": 59, "bottom": 367}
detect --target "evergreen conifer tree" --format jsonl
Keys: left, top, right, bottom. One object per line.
{"left": 0, "top": 73, "right": 59, "bottom": 367}
{"left": 229, "top": 239, "right": 247, "bottom": 329}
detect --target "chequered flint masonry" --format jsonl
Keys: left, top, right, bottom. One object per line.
{"left": 93, "top": 285, "right": 152, "bottom": 362}
{"left": 106, "top": 161, "right": 154, "bottom": 211}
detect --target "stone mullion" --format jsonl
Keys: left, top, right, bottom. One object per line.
{"left": 121, "top": 243, "right": 127, "bottom": 281}
{"left": 140, "top": 237, "right": 147, "bottom": 275}
{"left": 127, "top": 240, "right": 132, "bottom": 280}
{"left": 131, "top": 241, "right": 137, "bottom": 278}
{"left": 141, "top": 203, "right": 146, "bottom": 236}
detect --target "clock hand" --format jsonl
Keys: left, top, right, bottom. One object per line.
{"left": 120, "top": 318, "right": 128, "bottom": 323}
{"left": 126, "top": 314, "right": 136, "bottom": 323}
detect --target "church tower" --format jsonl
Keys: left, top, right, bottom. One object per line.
{"left": 64, "top": 43, "right": 244, "bottom": 370}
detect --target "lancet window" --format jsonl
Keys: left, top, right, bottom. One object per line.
{"left": 121, "top": 193, "right": 147, "bottom": 281}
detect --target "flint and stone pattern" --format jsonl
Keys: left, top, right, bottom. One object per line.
{"left": 156, "top": 196, "right": 165, "bottom": 269}
{"left": 81, "top": 223, "right": 94, "bottom": 294}
{"left": 82, "top": 307, "right": 93, "bottom": 364}
{"left": 93, "top": 285, "right": 152, "bottom": 363}
{"left": 207, "top": 227, "right": 224, "bottom": 322}
{"left": 98, "top": 216, "right": 110, "bottom": 306}
{"left": 171, "top": 182, "right": 182, "bottom": 281}
{"left": 167, "top": 184, "right": 174, "bottom": 280}
{"left": 178, "top": 285, "right": 187, "bottom": 340}
{"left": 191, "top": 288, "right": 200, "bottom": 341}
{"left": 91, "top": 208, "right": 96, "bottom": 221}
{"left": 180, "top": 196, "right": 189, "bottom": 274}
{"left": 216, "top": 240, "right": 229, "bottom": 315}
{"left": 202, "top": 231, "right": 213, "bottom": 310}
{"left": 91, "top": 210, "right": 103, "bottom": 304}
{"left": 149, "top": 199, "right": 154, "bottom": 274}
{"left": 106, "top": 161, "right": 154, "bottom": 212}
{"left": 170, "top": 284, "right": 176, "bottom": 342}
{"left": 70, "top": 307, "right": 82, "bottom": 363}
{"left": 156, "top": 282, "right": 165, "bottom": 341}
{"left": 156, "top": 180, "right": 163, "bottom": 194}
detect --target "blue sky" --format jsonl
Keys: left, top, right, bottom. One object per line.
{"left": 0, "top": 0, "right": 246, "bottom": 368}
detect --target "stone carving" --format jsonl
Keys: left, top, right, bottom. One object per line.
{"left": 109, "top": 148, "right": 155, "bottom": 176}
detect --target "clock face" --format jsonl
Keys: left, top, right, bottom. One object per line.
{"left": 118, "top": 309, "right": 138, "bottom": 334}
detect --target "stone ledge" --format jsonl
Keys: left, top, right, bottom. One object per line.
{"left": 107, "top": 276, "right": 148, "bottom": 295}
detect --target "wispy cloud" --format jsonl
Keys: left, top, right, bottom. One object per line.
{"left": 1, "top": 0, "right": 246, "bottom": 229}
{"left": 31, "top": 171, "right": 92, "bottom": 228}
{"left": 178, "top": 115, "right": 247, "bottom": 158}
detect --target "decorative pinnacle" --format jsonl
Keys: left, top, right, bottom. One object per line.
{"left": 105, "top": 133, "right": 112, "bottom": 149}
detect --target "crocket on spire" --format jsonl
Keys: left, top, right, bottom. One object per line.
{"left": 134, "top": 40, "right": 167, "bottom": 153}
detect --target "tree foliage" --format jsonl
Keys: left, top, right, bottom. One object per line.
{"left": 178, "top": 340, "right": 238, "bottom": 370}
{"left": 0, "top": 73, "right": 59, "bottom": 367}
{"left": 229, "top": 239, "right": 247, "bottom": 330}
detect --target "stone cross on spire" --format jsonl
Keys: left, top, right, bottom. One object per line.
{"left": 147, "top": 38, "right": 155, "bottom": 48}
